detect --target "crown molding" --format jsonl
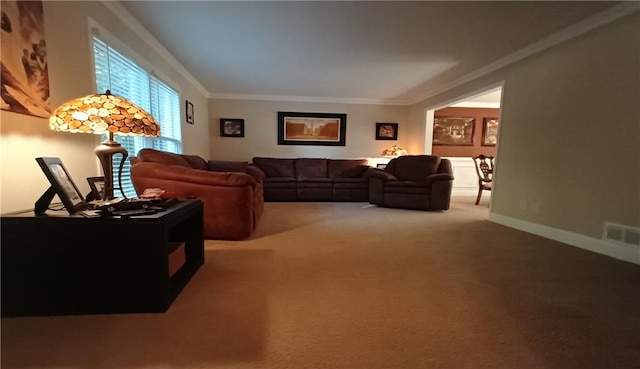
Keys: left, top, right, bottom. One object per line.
{"left": 407, "top": 2, "right": 639, "bottom": 106}
{"left": 449, "top": 101, "right": 501, "bottom": 109}
{"left": 102, "top": 1, "right": 637, "bottom": 106}
{"left": 100, "top": 0, "right": 209, "bottom": 97}
{"left": 208, "top": 92, "right": 410, "bottom": 106}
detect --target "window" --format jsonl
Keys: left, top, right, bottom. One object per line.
{"left": 92, "top": 36, "right": 181, "bottom": 198}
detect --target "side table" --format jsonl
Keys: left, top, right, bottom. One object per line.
{"left": 1, "top": 199, "right": 204, "bottom": 317}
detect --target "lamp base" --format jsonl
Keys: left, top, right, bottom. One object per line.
{"left": 95, "top": 140, "right": 128, "bottom": 201}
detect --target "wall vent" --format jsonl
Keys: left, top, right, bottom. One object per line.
{"left": 604, "top": 222, "right": 640, "bottom": 246}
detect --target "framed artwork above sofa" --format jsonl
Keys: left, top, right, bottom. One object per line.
{"left": 277, "top": 111, "right": 347, "bottom": 146}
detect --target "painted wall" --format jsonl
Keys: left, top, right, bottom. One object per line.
{"left": 0, "top": 1, "right": 209, "bottom": 213}
{"left": 209, "top": 99, "right": 408, "bottom": 164}
{"left": 408, "top": 12, "right": 640, "bottom": 240}
{"left": 432, "top": 107, "right": 499, "bottom": 158}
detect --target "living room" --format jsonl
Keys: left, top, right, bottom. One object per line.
{"left": 1, "top": 1, "right": 639, "bottom": 367}
{"left": 2, "top": 1, "right": 638, "bottom": 261}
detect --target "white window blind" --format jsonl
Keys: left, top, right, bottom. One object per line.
{"left": 92, "top": 36, "right": 182, "bottom": 198}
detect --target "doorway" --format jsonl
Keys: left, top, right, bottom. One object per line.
{"left": 424, "top": 84, "right": 503, "bottom": 208}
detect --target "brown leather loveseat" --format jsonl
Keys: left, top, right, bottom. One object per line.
{"left": 251, "top": 157, "right": 371, "bottom": 202}
{"left": 130, "top": 149, "right": 264, "bottom": 240}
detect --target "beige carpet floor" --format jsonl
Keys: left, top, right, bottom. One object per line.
{"left": 2, "top": 198, "right": 639, "bottom": 369}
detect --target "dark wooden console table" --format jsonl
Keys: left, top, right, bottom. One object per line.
{"left": 1, "top": 199, "right": 204, "bottom": 317}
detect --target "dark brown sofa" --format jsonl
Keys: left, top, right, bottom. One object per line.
{"left": 130, "top": 149, "right": 264, "bottom": 240}
{"left": 367, "top": 155, "right": 454, "bottom": 211}
{"left": 251, "top": 157, "right": 371, "bottom": 202}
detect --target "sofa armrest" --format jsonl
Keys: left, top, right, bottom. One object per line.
{"left": 425, "top": 173, "right": 454, "bottom": 186}
{"left": 247, "top": 164, "right": 265, "bottom": 183}
{"left": 364, "top": 168, "right": 398, "bottom": 181}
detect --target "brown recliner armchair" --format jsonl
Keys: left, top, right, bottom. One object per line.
{"left": 130, "top": 149, "right": 264, "bottom": 240}
{"left": 367, "top": 155, "right": 454, "bottom": 211}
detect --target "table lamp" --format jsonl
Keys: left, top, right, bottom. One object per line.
{"left": 49, "top": 90, "right": 160, "bottom": 201}
{"left": 381, "top": 145, "right": 408, "bottom": 158}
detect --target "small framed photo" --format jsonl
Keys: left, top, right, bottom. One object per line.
{"left": 376, "top": 123, "right": 398, "bottom": 140}
{"left": 220, "top": 118, "right": 245, "bottom": 137}
{"left": 185, "top": 100, "right": 194, "bottom": 124}
{"left": 35, "top": 157, "right": 87, "bottom": 214}
{"left": 482, "top": 117, "right": 499, "bottom": 146}
{"left": 376, "top": 163, "right": 387, "bottom": 169}
{"left": 86, "top": 176, "right": 106, "bottom": 201}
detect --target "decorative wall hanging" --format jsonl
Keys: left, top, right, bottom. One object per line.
{"left": 0, "top": 0, "right": 51, "bottom": 118}
{"left": 376, "top": 122, "right": 398, "bottom": 140}
{"left": 278, "top": 111, "right": 346, "bottom": 146}
{"left": 433, "top": 117, "right": 475, "bottom": 146}
{"left": 185, "top": 100, "right": 194, "bottom": 124}
{"left": 220, "top": 118, "right": 244, "bottom": 137}
{"left": 482, "top": 117, "right": 499, "bottom": 146}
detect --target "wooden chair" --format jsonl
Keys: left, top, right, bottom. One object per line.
{"left": 472, "top": 155, "right": 494, "bottom": 205}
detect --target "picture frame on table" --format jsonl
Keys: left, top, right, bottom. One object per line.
{"left": 481, "top": 117, "right": 499, "bottom": 146}
{"left": 35, "top": 157, "right": 87, "bottom": 214}
{"left": 432, "top": 117, "right": 475, "bottom": 146}
{"left": 278, "top": 111, "right": 347, "bottom": 146}
{"left": 375, "top": 123, "right": 398, "bottom": 140}
{"left": 220, "top": 118, "right": 245, "bottom": 137}
{"left": 86, "top": 176, "right": 106, "bottom": 201}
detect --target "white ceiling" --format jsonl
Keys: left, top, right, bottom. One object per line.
{"left": 115, "top": 1, "right": 627, "bottom": 105}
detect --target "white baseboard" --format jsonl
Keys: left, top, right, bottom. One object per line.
{"left": 489, "top": 213, "right": 640, "bottom": 265}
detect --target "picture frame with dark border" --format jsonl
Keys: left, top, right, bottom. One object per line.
{"left": 432, "top": 116, "right": 475, "bottom": 146}
{"left": 185, "top": 100, "right": 194, "bottom": 124}
{"left": 220, "top": 118, "right": 245, "bottom": 137}
{"left": 86, "top": 176, "right": 106, "bottom": 201}
{"left": 35, "top": 157, "right": 87, "bottom": 214}
{"left": 278, "top": 111, "right": 347, "bottom": 146}
{"left": 481, "top": 117, "right": 499, "bottom": 146}
{"left": 375, "top": 122, "right": 398, "bottom": 140}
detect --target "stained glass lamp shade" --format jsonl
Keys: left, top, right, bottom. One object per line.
{"left": 49, "top": 91, "right": 160, "bottom": 200}
{"left": 381, "top": 145, "right": 408, "bottom": 158}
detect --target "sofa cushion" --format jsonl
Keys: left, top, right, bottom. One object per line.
{"left": 392, "top": 156, "right": 441, "bottom": 182}
{"left": 253, "top": 157, "right": 296, "bottom": 178}
{"left": 328, "top": 159, "right": 368, "bottom": 178}
{"left": 296, "top": 159, "right": 328, "bottom": 179}
{"left": 183, "top": 155, "right": 208, "bottom": 171}
{"left": 297, "top": 178, "right": 333, "bottom": 188}
{"left": 336, "top": 165, "right": 370, "bottom": 178}
{"left": 137, "top": 148, "right": 191, "bottom": 168}
{"left": 263, "top": 178, "right": 297, "bottom": 189}
{"left": 207, "top": 160, "right": 248, "bottom": 173}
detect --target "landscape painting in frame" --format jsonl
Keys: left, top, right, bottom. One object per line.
{"left": 278, "top": 111, "right": 347, "bottom": 146}
{"left": 1, "top": 0, "right": 51, "bottom": 118}
{"left": 433, "top": 116, "right": 475, "bottom": 146}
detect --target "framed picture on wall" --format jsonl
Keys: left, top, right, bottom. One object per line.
{"left": 432, "top": 117, "right": 475, "bottom": 146}
{"left": 220, "top": 118, "right": 245, "bottom": 137}
{"left": 185, "top": 100, "right": 194, "bottom": 124}
{"left": 375, "top": 123, "right": 398, "bottom": 140}
{"left": 482, "top": 117, "right": 499, "bottom": 146}
{"left": 278, "top": 111, "right": 347, "bottom": 146}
